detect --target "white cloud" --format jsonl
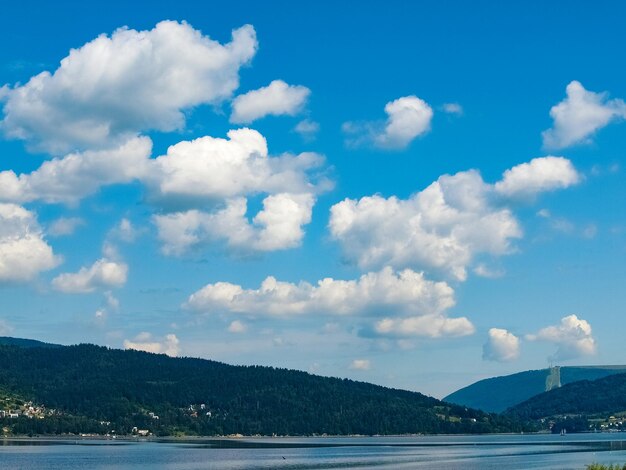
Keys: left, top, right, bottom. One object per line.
{"left": 153, "top": 193, "right": 314, "bottom": 255}
{"left": 294, "top": 119, "right": 320, "bottom": 139}
{"left": 343, "top": 95, "right": 433, "bottom": 150}
{"left": 48, "top": 217, "right": 85, "bottom": 237}
{"left": 52, "top": 258, "right": 128, "bottom": 293}
{"left": 483, "top": 328, "right": 520, "bottom": 362}
{"left": 0, "top": 129, "right": 328, "bottom": 255}
{"left": 92, "top": 291, "right": 119, "bottom": 325}
{"left": 0, "top": 136, "right": 152, "bottom": 205}
{"left": 526, "top": 314, "right": 597, "bottom": 361}
{"left": 228, "top": 320, "right": 247, "bottom": 333}
{"left": 1, "top": 21, "right": 257, "bottom": 154}
{"left": 0, "top": 203, "right": 59, "bottom": 282}
{"left": 494, "top": 156, "right": 581, "bottom": 200}
{"left": 104, "top": 291, "right": 120, "bottom": 311}
{"left": 148, "top": 129, "right": 329, "bottom": 255}
{"left": 442, "top": 103, "right": 463, "bottom": 115}
{"left": 349, "top": 359, "right": 371, "bottom": 371}
{"left": 186, "top": 267, "right": 455, "bottom": 317}
{"left": 186, "top": 267, "right": 473, "bottom": 340}
{"left": 373, "top": 314, "right": 475, "bottom": 338}
{"left": 148, "top": 129, "right": 326, "bottom": 205}
{"left": 330, "top": 157, "right": 579, "bottom": 281}
{"left": 94, "top": 309, "right": 106, "bottom": 323}
{"left": 329, "top": 170, "right": 521, "bottom": 281}
{"left": 250, "top": 193, "right": 315, "bottom": 250}
{"left": 230, "top": 80, "right": 310, "bottom": 124}
{"left": 542, "top": 81, "right": 626, "bottom": 149}
{"left": 109, "top": 218, "right": 139, "bottom": 243}
{"left": 1, "top": 127, "right": 329, "bottom": 211}
{"left": 101, "top": 241, "right": 121, "bottom": 261}
{"left": 123, "top": 333, "right": 180, "bottom": 357}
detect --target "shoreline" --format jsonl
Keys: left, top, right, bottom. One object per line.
{"left": 2, "top": 430, "right": 624, "bottom": 443}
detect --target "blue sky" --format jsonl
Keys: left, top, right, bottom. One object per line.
{"left": 1, "top": 1, "right": 625, "bottom": 398}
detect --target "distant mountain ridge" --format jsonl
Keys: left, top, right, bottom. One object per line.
{"left": 0, "top": 339, "right": 524, "bottom": 436}
{"left": 506, "top": 372, "right": 626, "bottom": 419}
{"left": 444, "top": 366, "right": 626, "bottom": 413}
{"left": 0, "top": 336, "right": 61, "bottom": 348}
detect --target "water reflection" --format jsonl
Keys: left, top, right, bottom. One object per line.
{"left": 0, "top": 434, "right": 625, "bottom": 469}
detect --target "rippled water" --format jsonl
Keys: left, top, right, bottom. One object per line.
{"left": 2, "top": 434, "right": 626, "bottom": 469}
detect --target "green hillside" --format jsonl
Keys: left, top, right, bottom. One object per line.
{"left": 0, "top": 341, "right": 524, "bottom": 436}
{"left": 444, "top": 366, "right": 626, "bottom": 413}
{"left": 507, "top": 372, "right": 626, "bottom": 419}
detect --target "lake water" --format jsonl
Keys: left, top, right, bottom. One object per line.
{"left": 2, "top": 434, "right": 626, "bottom": 469}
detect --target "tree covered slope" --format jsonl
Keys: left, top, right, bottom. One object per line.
{"left": 0, "top": 342, "right": 522, "bottom": 436}
{"left": 506, "top": 373, "right": 626, "bottom": 420}
{"left": 0, "top": 336, "right": 60, "bottom": 348}
{"left": 444, "top": 366, "right": 626, "bottom": 413}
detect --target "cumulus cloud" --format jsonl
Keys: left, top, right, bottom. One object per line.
{"left": 186, "top": 267, "right": 473, "bottom": 339}
{"left": 526, "top": 314, "right": 596, "bottom": 361}
{"left": 330, "top": 170, "right": 521, "bottom": 281}
{"left": 1, "top": 127, "right": 328, "bottom": 254}
{"left": 148, "top": 128, "right": 326, "bottom": 205}
{"left": 373, "top": 314, "right": 475, "bottom": 338}
{"left": 186, "top": 267, "right": 454, "bottom": 316}
{"left": 52, "top": 258, "right": 128, "bottom": 293}
{"left": 330, "top": 157, "right": 579, "bottom": 281}
{"left": 230, "top": 80, "right": 310, "bottom": 124}
{"left": 343, "top": 95, "right": 433, "bottom": 150}
{"left": 483, "top": 328, "right": 520, "bottom": 362}
{"left": 494, "top": 156, "right": 581, "bottom": 200}
{"left": 349, "top": 359, "right": 371, "bottom": 371}
{"left": 1, "top": 127, "right": 329, "bottom": 213}
{"left": 123, "top": 332, "right": 180, "bottom": 357}
{"left": 147, "top": 130, "right": 327, "bottom": 256}
{"left": 0, "top": 203, "right": 59, "bottom": 282}
{"left": 1, "top": 21, "right": 257, "bottom": 154}
{"left": 153, "top": 193, "right": 314, "bottom": 255}
{"left": 0, "top": 136, "right": 152, "bottom": 205}
{"left": 48, "top": 217, "right": 85, "bottom": 237}
{"left": 542, "top": 81, "right": 626, "bottom": 150}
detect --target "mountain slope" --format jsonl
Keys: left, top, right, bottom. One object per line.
{"left": 0, "top": 336, "right": 61, "bottom": 348}
{"left": 506, "top": 372, "right": 626, "bottom": 419}
{"left": 444, "top": 366, "right": 626, "bottom": 413}
{"left": 0, "top": 341, "right": 522, "bottom": 436}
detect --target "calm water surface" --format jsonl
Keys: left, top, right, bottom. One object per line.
{"left": 2, "top": 434, "right": 626, "bottom": 469}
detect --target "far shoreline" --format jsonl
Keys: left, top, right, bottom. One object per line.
{"left": 3, "top": 430, "right": 626, "bottom": 446}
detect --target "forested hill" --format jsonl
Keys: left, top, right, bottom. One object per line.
{"left": 506, "top": 373, "right": 626, "bottom": 420}
{"left": 0, "top": 336, "right": 60, "bottom": 348}
{"left": 444, "top": 366, "right": 626, "bottom": 413}
{"left": 0, "top": 341, "right": 523, "bottom": 436}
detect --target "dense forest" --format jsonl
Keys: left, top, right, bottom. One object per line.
{"left": 507, "top": 373, "right": 626, "bottom": 419}
{"left": 0, "top": 342, "right": 526, "bottom": 436}
{"left": 444, "top": 366, "right": 626, "bottom": 413}
{"left": 506, "top": 373, "right": 626, "bottom": 433}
